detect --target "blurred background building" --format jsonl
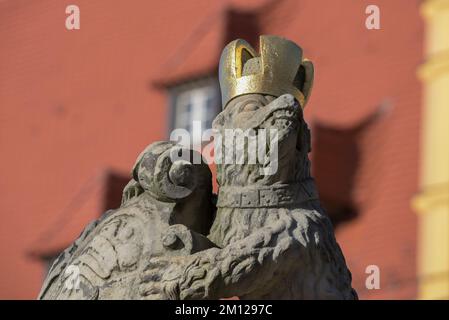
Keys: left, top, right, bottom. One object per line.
{"left": 0, "top": 0, "right": 448, "bottom": 299}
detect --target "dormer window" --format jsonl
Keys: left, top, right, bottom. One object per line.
{"left": 169, "top": 77, "right": 220, "bottom": 143}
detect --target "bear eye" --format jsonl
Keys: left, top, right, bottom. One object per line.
{"left": 241, "top": 101, "right": 260, "bottom": 112}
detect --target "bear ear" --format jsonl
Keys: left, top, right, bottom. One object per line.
{"left": 300, "top": 59, "right": 314, "bottom": 107}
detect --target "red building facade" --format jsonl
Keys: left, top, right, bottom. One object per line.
{"left": 0, "top": 0, "right": 423, "bottom": 299}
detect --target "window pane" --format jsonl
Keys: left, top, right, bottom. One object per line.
{"left": 170, "top": 80, "right": 220, "bottom": 137}
{"left": 203, "top": 90, "right": 218, "bottom": 129}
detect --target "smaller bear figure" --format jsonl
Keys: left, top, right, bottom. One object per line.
{"left": 38, "top": 141, "right": 216, "bottom": 300}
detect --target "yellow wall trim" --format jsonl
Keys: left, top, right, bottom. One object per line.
{"left": 415, "top": 0, "right": 449, "bottom": 300}
{"left": 422, "top": 0, "right": 449, "bottom": 19}
{"left": 418, "top": 50, "right": 449, "bottom": 81}
{"left": 413, "top": 184, "right": 449, "bottom": 214}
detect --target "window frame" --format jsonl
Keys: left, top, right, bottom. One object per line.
{"left": 167, "top": 77, "right": 221, "bottom": 142}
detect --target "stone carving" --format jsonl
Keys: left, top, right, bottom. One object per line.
{"left": 39, "top": 35, "right": 357, "bottom": 300}
{"left": 38, "top": 142, "right": 216, "bottom": 299}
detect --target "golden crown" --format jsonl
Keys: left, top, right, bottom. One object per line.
{"left": 219, "top": 35, "right": 314, "bottom": 109}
